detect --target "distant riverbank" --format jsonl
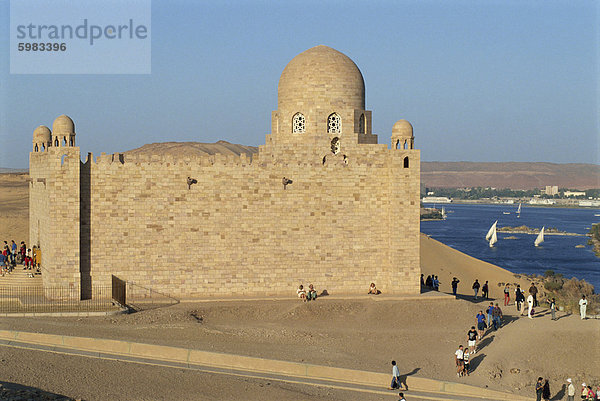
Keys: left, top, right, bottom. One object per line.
{"left": 498, "top": 225, "right": 587, "bottom": 237}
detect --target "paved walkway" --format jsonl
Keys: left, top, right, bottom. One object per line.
{"left": 0, "top": 330, "right": 530, "bottom": 401}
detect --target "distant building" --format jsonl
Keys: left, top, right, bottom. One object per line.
{"left": 422, "top": 196, "right": 452, "bottom": 203}
{"left": 530, "top": 198, "right": 556, "bottom": 205}
{"left": 544, "top": 185, "right": 559, "bottom": 196}
{"left": 579, "top": 200, "right": 600, "bottom": 207}
{"left": 564, "top": 191, "right": 586, "bottom": 197}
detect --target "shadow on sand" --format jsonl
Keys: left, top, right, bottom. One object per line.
{"left": 467, "top": 353, "right": 486, "bottom": 373}
{"left": 451, "top": 293, "right": 496, "bottom": 304}
{"left": 550, "top": 384, "right": 566, "bottom": 400}
{"left": 400, "top": 367, "right": 421, "bottom": 390}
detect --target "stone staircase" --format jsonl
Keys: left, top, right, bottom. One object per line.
{"left": 0, "top": 266, "right": 43, "bottom": 288}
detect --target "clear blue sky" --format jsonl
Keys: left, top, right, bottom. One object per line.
{"left": 1, "top": 0, "right": 598, "bottom": 168}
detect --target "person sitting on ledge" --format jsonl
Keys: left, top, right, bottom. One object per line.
{"left": 297, "top": 284, "right": 306, "bottom": 301}
{"left": 368, "top": 283, "right": 380, "bottom": 295}
{"left": 307, "top": 284, "right": 317, "bottom": 301}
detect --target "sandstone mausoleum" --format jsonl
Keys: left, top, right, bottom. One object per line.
{"left": 29, "top": 45, "right": 420, "bottom": 299}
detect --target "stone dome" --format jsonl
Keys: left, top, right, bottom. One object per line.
{"left": 52, "top": 115, "right": 75, "bottom": 135}
{"left": 32, "top": 125, "right": 51, "bottom": 142}
{"left": 278, "top": 45, "right": 365, "bottom": 111}
{"left": 392, "top": 120, "right": 413, "bottom": 136}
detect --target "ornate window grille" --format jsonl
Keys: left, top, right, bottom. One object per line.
{"left": 327, "top": 113, "right": 341, "bottom": 134}
{"left": 292, "top": 113, "right": 305, "bottom": 133}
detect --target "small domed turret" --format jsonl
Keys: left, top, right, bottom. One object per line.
{"left": 32, "top": 125, "right": 51, "bottom": 152}
{"left": 391, "top": 119, "right": 414, "bottom": 150}
{"left": 52, "top": 115, "right": 76, "bottom": 147}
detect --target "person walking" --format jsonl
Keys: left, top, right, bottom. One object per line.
{"left": 503, "top": 284, "right": 510, "bottom": 306}
{"left": 492, "top": 303, "right": 503, "bottom": 330}
{"left": 542, "top": 379, "right": 550, "bottom": 401}
{"left": 476, "top": 311, "right": 486, "bottom": 340}
{"left": 566, "top": 378, "right": 575, "bottom": 401}
{"left": 527, "top": 294, "right": 534, "bottom": 319}
{"left": 451, "top": 277, "right": 460, "bottom": 296}
{"left": 529, "top": 283, "right": 539, "bottom": 307}
{"left": 547, "top": 298, "right": 557, "bottom": 320}
{"left": 515, "top": 285, "right": 525, "bottom": 313}
{"left": 579, "top": 295, "right": 588, "bottom": 319}
{"left": 472, "top": 279, "right": 480, "bottom": 299}
{"left": 467, "top": 326, "right": 478, "bottom": 353}
{"left": 454, "top": 345, "right": 464, "bottom": 377}
{"left": 482, "top": 280, "right": 489, "bottom": 299}
{"left": 486, "top": 302, "right": 494, "bottom": 327}
{"left": 462, "top": 347, "right": 470, "bottom": 376}
{"left": 535, "top": 377, "right": 544, "bottom": 401}
{"left": 388, "top": 360, "right": 405, "bottom": 390}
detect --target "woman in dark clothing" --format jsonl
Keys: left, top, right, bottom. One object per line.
{"left": 542, "top": 378, "right": 550, "bottom": 401}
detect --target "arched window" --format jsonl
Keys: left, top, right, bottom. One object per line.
{"left": 403, "top": 156, "right": 409, "bottom": 168}
{"left": 327, "top": 113, "right": 341, "bottom": 134}
{"left": 69, "top": 138, "right": 74, "bottom": 146}
{"left": 54, "top": 138, "right": 59, "bottom": 147}
{"left": 359, "top": 114, "right": 365, "bottom": 134}
{"left": 34, "top": 144, "right": 39, "bottom": 152}
{"left": 292, "top": 113, "right": 305, "bottom": 133}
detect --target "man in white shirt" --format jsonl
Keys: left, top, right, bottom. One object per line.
{"left": 388, "top": 360, "right": 404, "bottom": 390}
{"left": 567, "top": 378, "right": 575, "bottom": 401}
{"left": 579, "top": 295, "right": 588, "bottom": 319}
{"left": 527, "top": 294, "right": 534, "bottom": 319}
{"left": 454, "top": 345, "right": 464, "bottom": 377}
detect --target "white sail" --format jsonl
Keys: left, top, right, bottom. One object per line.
{"left": 485, "top": 220, "right": 498, "bottom": 241}
{"left": 517, "top": 203, "right": 521, "bottom": 218}
{"left": 534, "top": 226, "right": 545, "bottom": 247}
{"left": 441, "top": 207, "right": 447, "bottom": 219}
{"left": 489, "top": 228, "right": 497, "bottom": 247}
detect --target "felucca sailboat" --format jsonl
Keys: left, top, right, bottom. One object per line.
{"left": 486, "top": 220, "right": 498, "bottom": 247}
{"left": 534, "top": 226, "right": 545, "bottom": 247}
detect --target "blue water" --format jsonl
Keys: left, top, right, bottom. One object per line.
{"left": 421, "top": 204, "right": 600, "bottom": 291}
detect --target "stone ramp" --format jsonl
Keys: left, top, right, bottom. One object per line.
{"left": 0, "top": 330, "right": 530, "bottom": 401}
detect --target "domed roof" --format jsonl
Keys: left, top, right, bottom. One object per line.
{"left": 52, "top": 115, "right": 75, "bottom": 135}
{"left": 32, "top": 125, "right": 51, "bottom": 142}
{"left": 392, "top": 119, "right": 413, "bottom": 136}
{"left": 278, "top": 45, "right": 365, "bottom": 111}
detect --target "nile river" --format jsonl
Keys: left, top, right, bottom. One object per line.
{"left": 421, "top": 204, "right": 600, "bottom": 290}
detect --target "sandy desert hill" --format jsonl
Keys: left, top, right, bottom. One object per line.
{"left": 422, "top": 161, "right": 600, "bottom": 190}
{"left": 123, "top": 140, "right": 258, "bottom": 158}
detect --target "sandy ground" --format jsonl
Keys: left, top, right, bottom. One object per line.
{"left": 0, "top": 172, "right": 598, "bottom": 400}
